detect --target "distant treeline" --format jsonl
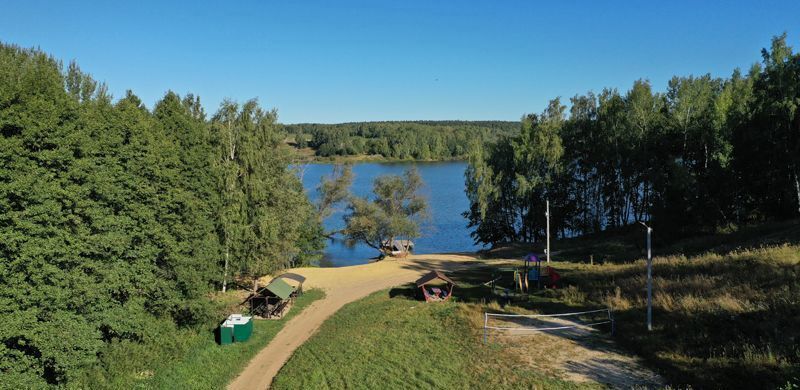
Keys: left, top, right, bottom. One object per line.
{"left": 466, "top": 34, "right": 800, "bottom": 245}
{"left": 284, "top": 120, "right": 519, "bottom": 160}
{"left": 0, "top": 43, "right": 322, "bottom": 386}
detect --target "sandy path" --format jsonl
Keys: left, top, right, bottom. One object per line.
{"left": 491, "top": 316, "right": 663, "bottom": 388}
{"left": 227, "top": 253, "right": 481, "bottom": 390}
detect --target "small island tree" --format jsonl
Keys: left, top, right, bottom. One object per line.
{"left": 343, "top": 169, "right": 427, "bottom": 256}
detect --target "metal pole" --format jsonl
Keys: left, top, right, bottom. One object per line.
{"left": 546, "top": 200, "right": 551, "bottom": 264}
{"left": 610, "top": 308, "right": 616, "bottom": 336}
{"left": 646, "top": 226, "right": 652, "bottom": 331}
{"left": 483, "top": 313, "right": 488, "bottom": 344}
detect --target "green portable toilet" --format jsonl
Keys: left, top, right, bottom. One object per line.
{"left": 227, "top": 314, "right": 253, "bottom": 342}
{"left": 218, "top": 321, "right": 234, "bottom": 345}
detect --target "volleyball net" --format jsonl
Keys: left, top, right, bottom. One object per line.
{"left": 483, "top": 308, "right": 614, "bottom": 343}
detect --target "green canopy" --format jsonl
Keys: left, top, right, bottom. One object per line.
{"left": 264, "top": 278, "right": 294, "bottom": 300}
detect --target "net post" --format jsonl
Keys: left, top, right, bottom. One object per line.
{"left": 609, "top": 308, "right": 616, "bottom": 336}
{"left": 483, "top": 313, "right": 488, "bottom": 344}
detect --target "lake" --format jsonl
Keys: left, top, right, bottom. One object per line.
{"left": 298, "top": 161, "right": 483, "bottom": 267}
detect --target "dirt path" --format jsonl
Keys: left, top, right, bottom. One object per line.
{"left": 491, "top": 316, "right": 663, "bottom": 388}
{"left": 227, "top": 253, "right": 481, "bottom": 390}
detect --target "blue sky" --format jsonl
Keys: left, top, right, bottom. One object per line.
{"left": 2, "top": 1, "right": 799, "bottom": 123}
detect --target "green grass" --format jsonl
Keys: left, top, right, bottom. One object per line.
{"left": 272, "top": 286, "right": 597, "bottom": 389}
{"left": 77, "top": 289, "right": 324, "bottom": 389}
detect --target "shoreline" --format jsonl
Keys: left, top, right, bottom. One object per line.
{"left": 293, "top": 155, "right": 469, "bottom": 165}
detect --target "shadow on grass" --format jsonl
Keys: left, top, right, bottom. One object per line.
{"left": 484, "top": 219, "right": 800, "bottom": 265}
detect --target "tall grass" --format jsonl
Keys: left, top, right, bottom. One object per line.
{"left": 559, "top": 244, "right": 800, "bottom": 388}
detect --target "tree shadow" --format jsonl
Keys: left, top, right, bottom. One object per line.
{"left": 276, "top": 272, "right": 307, "bottom": 285}
{"left": 481, "top": 219, "right": 800, "bottom": 265}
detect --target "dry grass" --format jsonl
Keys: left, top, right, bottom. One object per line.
{"left": 444, "top": 284, "right": 661, "bottom": 387}
{"left": 556, "top": 243, "right": 800, "bottom": 389}
{"left": 462, "top": 227, "right": 799, "bottom": 388}
{"left": 558, "top": 285, "right": 588, "bottom": 305}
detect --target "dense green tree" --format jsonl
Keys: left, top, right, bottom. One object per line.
{"left": 211, "top": 100, "right": 320, "bottom": 292}
{"left": 733, "top": 33, "right": 800, "bottom": 218}
{"left": 285, "top": 120, "right": 519, "bottom": 160}
{"left": 239, "top": 101, "right": 310, "bottom": 291}
{"left": 464, "top": 100, "right": 565, "bottom": 244}
{"left": 153, "top": 91, "right": 220, "bottom": 310}
{"left": 466, "top": 34, "right": 800, "bottom": 246}
{"left": 464, "top": 138, "right": 519, "bottom": 244}
{"left": 212, "top": 99, "right": 243, "bottom": 293}
{"left": 0, "top": 47, "right": 220, "bottom": 385}
{"left": 0, "top": 42, "right": 324, "bottom": 386}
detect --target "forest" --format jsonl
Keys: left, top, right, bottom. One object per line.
{"left": 0, "top": 43, "right": 322, "bottom": 386}
{"left": 285, "top": 120, "right": 518, "bottom": 160}
{"left": 466, "top": 34, "right": 800, "bottom": 245}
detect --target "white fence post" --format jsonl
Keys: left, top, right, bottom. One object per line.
{"left": 483, "top": 312, "right": 488, "bottom": 344}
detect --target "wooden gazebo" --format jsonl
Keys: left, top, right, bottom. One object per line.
{"left": 415, "top": 270, "right": 456, "bottom": 302}
{"left": 248, "top": 277, "right": 301, "bottom": 319}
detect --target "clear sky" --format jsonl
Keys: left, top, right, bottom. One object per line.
{"left": 2, "top": 1, "right": 799, "bottom": 123}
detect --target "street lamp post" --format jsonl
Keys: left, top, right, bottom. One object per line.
{"left": 545, "top": 200, "right": 550, "bottom": 264}
{"left": 639, "top": 221, "right": 653, "bottom": 331}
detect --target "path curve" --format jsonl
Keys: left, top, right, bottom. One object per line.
{"left": 227, "top": 253, "right": 483, "bottom": 390}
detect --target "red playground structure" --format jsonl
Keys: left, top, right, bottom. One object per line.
{"left": 542, "top": 266, "right": 561, "bottom": 289}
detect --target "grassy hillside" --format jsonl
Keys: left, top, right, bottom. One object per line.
{"left": 272, "top": 287, "right": 596, "bottom": 390}
{"left": 274, "top": 221, "right": 799, "bottom": 389}
{"left": 485, "top": 221, "right": 800, "bottom": 388}
{"left": 556, "top": 245, "right": 800, "bottom": 389}
{"left": 486, "top": 219, "right": 800, "bottom": 264}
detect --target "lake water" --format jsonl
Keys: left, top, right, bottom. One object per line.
{"left": 298, "top": 161, "right": 483, "bottom": 267}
